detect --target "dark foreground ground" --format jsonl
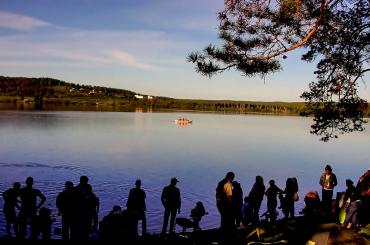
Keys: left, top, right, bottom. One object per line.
{"left": 1, "top": 219, "right": 369, "bottom": 245}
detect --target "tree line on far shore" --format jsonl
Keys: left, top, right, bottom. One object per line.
{"left": 3, "top": 75, "right": 368, "bottom": 117}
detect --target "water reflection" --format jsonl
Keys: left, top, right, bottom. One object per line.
{"left": 0, "top": 111, "right": 369, "bottom": 236}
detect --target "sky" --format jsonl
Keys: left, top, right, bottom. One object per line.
{"left": 0, "top": 0, "right": 369, "bottom": 101}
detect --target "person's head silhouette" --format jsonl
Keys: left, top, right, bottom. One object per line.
{"left": 65, "top": 181, "right": 74, "bottom": 190}
{"left": 13, "top": 182, "right": 21, "bottom": 190}
{"left": 135, "top": 179, "right": 141, "bottom": 188}
{"left": 171, "top": 177, "right": 179, "bottom": 186}
{"left": 80, "top": 176, "right": 89, "bottom": 185}
{"left": 26, "top": 177, "right": 34, "bottom": 187}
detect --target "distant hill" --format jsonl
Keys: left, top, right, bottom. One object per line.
{"left": 0, "top": 75, "right": 368, "bottom": 116}
{"left": 0, "top": 76, "right": 137, "bottom": 99}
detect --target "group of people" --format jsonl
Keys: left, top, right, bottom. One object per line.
{"left": 216, "top": 172, "right": 299, "bottom": 235}
{"left": 215, "top": 165, "right": 370, "bottom": 235}
{"left": 2, "top": 165, "right": 370, "bottom": 240}
{"left": 2, "top": 176, "right": 99, "bottom": 240}
{"left": 1, "top": 176, "right": 202, "bottom": 240}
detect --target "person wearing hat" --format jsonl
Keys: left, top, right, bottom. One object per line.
{"left": 161, "top": 178, "right": 181, "bottom": 235}
{"left": 126, "top": 179, "right": 147, "bottom": 236}
{"left": 319, "top": 164, "right": 337, "bottom": 215}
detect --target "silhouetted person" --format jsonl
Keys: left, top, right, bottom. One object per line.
{"left": 344, "top": 199, "right": 361, "bottom": 229}
{"left": 265, "top": 180, "right": 282, "bottom": 222}
{"left": 295, "top": 191, "right": 321, "bottom": 244}
{"left": 56, "top": 181, "right": 74, "bottom": 240}
{"left": 190, "top": 201, "right": 206, "bottom": 231}
{"left": 292, "top": 177, "right": 299, "bottom": 202}
{"left": 216, "top": 172, "right": 235, "bottom": 232}
{"left": 99, "top": 206, "right": 123, "bottom": 240}
{"left": 126, "top": 179, "right": 146, "bottom": 236}
{"left": 232, "top": 181, "right": 243, "bottom": 227}
{"left": 73, "top": 175, "right": 95, "bottom": 240}
{"left": 248, "top": 175, "right": 265, "bottom": 223}
{"left": 161, "top": 177, "right": 181, "bottom": 235}
{"left": 319, "top": 165, "right": 337, "bottom": 215}
{"left": 282, "top": 178, "right": 296, "bottom": 220}
{"left": 357, "top": 168, "right": 370, "bottom": 226}
{"left": 100, "top": 206, "right": 136, "bottom": 241}
{"left": 2, "top": 182, "right": 21, "bottom": 238}
{"left": 344, "top": 179, "right": 360, "bottom": 204}
{"left": 241, "top": 196, "right": 253, "bottom": 227}
{"left": 37, "top": 207, "right": 55, "bottom": 240}
{"left": 18, "top": 177, "right": 46, "bottom": 239}
{"left": 87, "top": 185, "right": 99, "bottom": 233}
{"left": 357, "top": 168, "right": 370, "bottom": 196}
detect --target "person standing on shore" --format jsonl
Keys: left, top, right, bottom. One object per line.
{"left": 319, "top": 165, "right": 337, "bottom": 215}
{"left": 248, "top": 176, "right": 265, "bottom": 223}
{"left": 126, "top": 179, "right": 147, "bottom": 237}
{"left": 18, "top": 177, "right": 46, "bottom": 239}
{"left": 2, "top": 182, "right": 21, "bottom": 238}
{"left": 232, "top": 181, "right": 243, "bottom": 227}
{"left": 161, "top": 178, "right": 181, "bottom": 235}
{"left": 216, "top": 172, "right": 235, "bottom": 232}
{"left": 265, "top": 180, "right": 282, "bottom": 222}
{"left": 56, "top": 181, "right": 75, "bottom": 240}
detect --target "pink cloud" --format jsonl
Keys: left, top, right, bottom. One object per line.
{"left": 0, "top": 11, "right": 50, "bottom": 31}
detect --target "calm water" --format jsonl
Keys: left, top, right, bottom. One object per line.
{"left": 0, "top": 111, "right": 369, "bottom": 237}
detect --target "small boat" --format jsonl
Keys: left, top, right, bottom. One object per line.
{"left": 175, "top": 118, "right": 192, "bottom": 125}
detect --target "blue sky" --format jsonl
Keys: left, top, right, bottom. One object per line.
{"left": 0, "top": 0, "right": 369, "bottom": 101}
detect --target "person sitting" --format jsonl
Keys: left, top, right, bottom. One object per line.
{"left": 176, "top": 202, "right": 207, "bottom": 232}
{"left": 190, "top": 201, "right": 207, "bottom": 231}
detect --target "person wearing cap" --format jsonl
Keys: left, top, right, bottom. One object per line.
{"left": 126, "top": 179, "right": 147, "bottom": 236}
{"left": 319, "top": 165, "right": 337, "bottom": 215}
{"left": 161, "top": 178, "right": 181, "bottom": 235}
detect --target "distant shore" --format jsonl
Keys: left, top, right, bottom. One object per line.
{"left": 0, "top": 95, "right": 310, "bottom": 116}
{"left": 1, "top": 75, "right": 369, "bottom": 117}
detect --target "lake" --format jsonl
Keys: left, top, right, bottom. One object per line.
{"left": 0, "top": 110, "right": 369, "bottom": 237}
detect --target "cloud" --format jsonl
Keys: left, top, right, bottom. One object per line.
{"left": 0, "top": 11, "right": 50, "bottom": 31}
{"left": 0, "top": 60, "right": 94, "bottom": 68}
{"left": 110, "top": 50, "right": 154, "bottom": 71}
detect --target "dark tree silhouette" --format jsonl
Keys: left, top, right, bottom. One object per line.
{"left": 188, "top": 0, "right": 369, "bottom": 141}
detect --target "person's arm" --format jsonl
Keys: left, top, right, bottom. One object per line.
{"left": 161, "top": 188, "right": 166, "bottom": 207}
{"left": 96, "top": 196, "right": 100, "bottom": 213}
{"left": 333, "top": 174, "right": 338, "bottom": 187}
{"left": 2, "top": 191, "right": 7, "bottom": 202}
{"left": 319, "top": 174, "right": 324, "bottom": 187}
{"left": 126, "top": 190, "right": 132, "bottom": 208}
{"left": 56, "top": 193, "right": 62, "bottom": 214}
{"left": 37, "top": 191, "right": 46, "bottom": 209}
{"left": 177, "top": 189, "right": 181, "bottom": 214}
{"left": 143, "top": 191, "right": 146, "bottom": 211}
{"left": 15, "top": 195, "right": 21, "bottom": 209}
